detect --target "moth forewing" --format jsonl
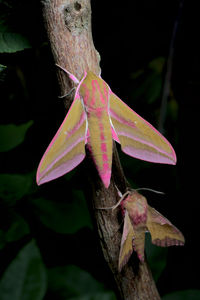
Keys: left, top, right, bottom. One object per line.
{"left": 147, "top": 206, "right": 185, "bottom": 247}
{"left": 109, "top": 92, "right": 177, "bottom": 165}
{"left": 118, "top": 211, "right": 134, "bottom": 272}
{"left": 36, "top": 96, "right": 87, "bottom": 185}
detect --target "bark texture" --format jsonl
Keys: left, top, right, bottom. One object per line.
{"left": 42, "top": 0, "right": 161, "bottom": 299}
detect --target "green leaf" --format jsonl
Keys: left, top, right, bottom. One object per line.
{"left": 148, "top": 57, "right": 166, "bottom": 74}
{"left": 68, "top": 293, "right": 116, "bottom": 300}
{"left": 0, "top": 121, "right": 33, "bottom": 152}
{"left": 0, "top": 240, "right": 47, "bottom": 300}
{"left": 0, "top": 32, "right": 31, "bottom": 53}
{"left": 0, "top": 64, "right": 7, "bottom": 72}
{"left": 162, "top": 290, "right": 200, "bottom": 300}
{"left": 0, "top": 213, "right": 30, "bottom": 250}
{"left": 31, "top": 190, "right": 93, "bottom": 234}
{"left": 0, "top": 173, "right": 32, "bottom": 204}
{"left": 130, "top": 56, "right": 165, "bottom": 105}
{"left": 48, "top": 265, "right": 116, "bottom": 300}
{"left": 145, "top": 233, "right": 167, "bottom": 281}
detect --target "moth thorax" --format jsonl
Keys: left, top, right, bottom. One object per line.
{"left": 123, "top": 192, "right": 148, "bottom": 226}
{"left": 80, "top": 72, "right": 109, "bottom": 110}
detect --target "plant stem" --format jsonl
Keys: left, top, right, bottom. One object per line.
{"left": 158, "top": 0, "right": 184, "bottom": 133}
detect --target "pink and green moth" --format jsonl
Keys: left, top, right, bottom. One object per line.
{"left": 36, "top": 67, "right": 176, "bottom": 188}
{"left": 118, "top": 190, "right": 185, "bottom": 271}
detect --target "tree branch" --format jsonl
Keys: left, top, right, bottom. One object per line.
{"left": 158, "top": 0, "right": 184, "bottom": 133}
{"left": 42, "top": 0, "right": 160, "bottom": 299}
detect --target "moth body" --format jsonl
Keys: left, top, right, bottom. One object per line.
{"left": 36, "top": 69, "right": 177, "bottom": 188}
{"left": 79, "top": 72, "right": 113, "bottom": 187}
{"left": 118, "top": 191, "right": 185, "bottom": 271}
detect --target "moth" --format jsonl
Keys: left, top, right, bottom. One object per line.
{"left": 118, "top": 190, "right": 185, "bottom": 271}
{"left": 36, "top": 68, "right": 176, "bottom": 188}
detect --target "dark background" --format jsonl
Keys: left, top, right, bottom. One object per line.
{"left": 0, "top": 0, "right": 199, "bottom": 299}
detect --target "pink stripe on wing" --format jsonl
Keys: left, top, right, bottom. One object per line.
{"left": 65, "top": 111, "right": 86, "bottom": 139}
{"left": 39, "top": 135, "right": 86, "bottom": 178}
{"left": 109, "top": 108, "right": 137, "bottom": 129}
{"left": 117, "top": 129, "right": 176, "bottom": 163}
{"left": 38, "top": 153, "right": 85, "bottom": 185}
{"left": 81, "top": 83, "right": 90, "bottom": 105}
{"left": 123, "top": 145, "right": 175, "bottom": 164}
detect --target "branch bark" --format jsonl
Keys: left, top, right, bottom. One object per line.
{"left": 42, "top": 1, "right": 160, "bottom": 299}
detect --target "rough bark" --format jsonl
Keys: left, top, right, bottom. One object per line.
{"left": 42, "top": 0, "right": 160, "bottom": 299}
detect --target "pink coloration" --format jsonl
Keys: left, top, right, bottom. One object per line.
{"left": 102, "top": 153, "right": 108, "bottom": 162}
{"left": 123, "top": 146, "right": 175, "bottom": 165}
{"left": 37, "top": 69, "right": 177, "bottom": 189}
{"left": 56, "top": 64, "right": 80, "bottom": 84}
{"left": 37, "top": 153, "right": 85, "bottom": 185}
{"left": 92, "top": 80, "right": 106, "bottom": 106}
{"left": 37, "top": 136, "right": 85, "bottom": 185}
{"left": 109, "top": 92, "right": 177, "bottom": 165}
{"left": 103, "top": 162, "right": 109, "bottom": 170}
{"left": 118, "top": 191, "right": 185, "bottom": 270}
{"left": 36, "top": 95, "right": 86, "bottom": 185}
{"left": 99, "top": 169, "right": 111, "bottom": 188}
{"left": 132, "top": 213, "right": 147, "bottom": 226}
{"left": 109, "top": 108, "right": 137, "bottom": 129}
{"left": 103, "top": 81, "right": 109, "bottom": 102}
{"left": 95, "top": 107, "right": 104, "bottom": 118}
{"left": 111, "top": 128, "right": 120, "bottom": 143}
{"left": 117, "top": 128, "right": 176, "bottom": 164}
{"left": 81, "top": 83, "right": 90, "bottom": 106}
{"left": 85, "top": 129, "right": 90, "bottom": 143}
{"left": 65, "top": 111, "right": 86, "bottom": 139}
{"left": 101, "top": 143, "right": 107, "bottom": 152}
{"left": 100, "top": 132, "right": 105, "bottom": 141}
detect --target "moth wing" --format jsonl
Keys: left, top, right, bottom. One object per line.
{"left": 109, "top": 92, "right": 176, "bottom": 164}
{"left": 118, "top": 211, "right": 134, "bottom": 271}
{"left": 147, "top": 206, "right": 185, "bottom": 246}
{"left": 37, "top": 96, "right": 87, "bottom": 185}
{"left": 132, "top": 228, "right": 146, "bottom": 262}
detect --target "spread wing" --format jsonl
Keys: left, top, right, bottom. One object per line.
{"left": 118, "top": 211, "right": 134, "bottom": 272}
{"left": 147, "top": 206, "right": 185, "bottom": 246}
{"left": 37, "top": 95, "right": 87, "bottom": 185}
{"left": 109, "top": 92, "right": 176, "bottom": 165}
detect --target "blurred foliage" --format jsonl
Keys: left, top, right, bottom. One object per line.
{"left": 47, "top": 265, "right": 116, "bottom": 300}
{"left": 0, "top": 173, "right": 33, "bottom": 204}
{"left": 0, "top": 212, "right": 30, "bottom": 249}
{"left": 0, "top": 64, "right": 7, "bottom": 72}
{"left": 30, "top": 190, "right": 93, "bottom": 234}
{"left": 162, "top": 290, "right": 200, "bottom": 300}
{"left": 0, "top": 240, "right": 47, "bottom": 300}
{"left": 0, "top": 121, "right": 33, "bottom": 152}
{"left": 0, "top": 32, "right": 31, "bottom": 53}
{"left": 0, "top": 0, "right": 197, "bottom": 299}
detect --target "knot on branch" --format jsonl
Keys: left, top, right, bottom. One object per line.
{"left": 64, "top": 0, "right": 90, "bottom": 34}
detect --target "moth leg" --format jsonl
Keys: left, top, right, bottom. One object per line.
{"left": 96, "top": 190, "right": 130, "bottom": 210}
{"left": 58, "top": 87, "right": 76, "bottom": 99}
